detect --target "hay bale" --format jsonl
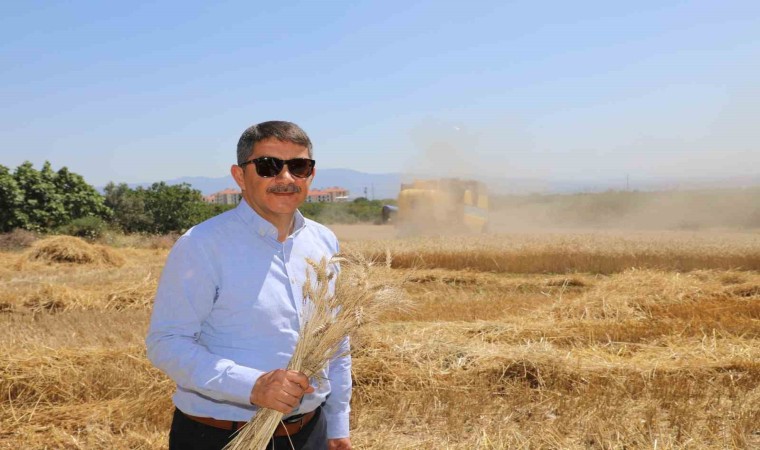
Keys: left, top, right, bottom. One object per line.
{"left": 22, "top": 236, "right": 125, "bottom": 267}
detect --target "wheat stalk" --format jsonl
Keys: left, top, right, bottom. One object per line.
{"left": 225, "top": 252, "right": 406, "bottom": 450}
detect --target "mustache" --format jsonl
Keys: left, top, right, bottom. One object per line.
{"left": 267, "top": 184, "right": 302, "bottom": 194}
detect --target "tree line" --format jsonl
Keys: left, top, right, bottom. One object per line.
{"left": 0, "top": 161, "right": 231, "bottom": 236}
{"left": 300, "top": 197, "right": 392, "bottom": 224}
{"left": 0, "top": 161, "right": 393, "bottom": 238}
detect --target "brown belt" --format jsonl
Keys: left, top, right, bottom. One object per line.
{"left": 183, "top": 409, "right": 317, "bottom": 437}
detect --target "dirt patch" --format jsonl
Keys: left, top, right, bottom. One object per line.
{"left": 0, "top": 229, "right": 39, "bottom": 251}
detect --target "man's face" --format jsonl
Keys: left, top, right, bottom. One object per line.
{"left": 231, "top": 138, "right": 314, "bottom": 224}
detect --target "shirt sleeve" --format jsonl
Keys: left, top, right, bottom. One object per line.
{"left": 324, "top": 335, "right": 352, "bottom": 439}
{"left": 145, "top": 234, "right": 263, "bottom": 406}
{"left": 323, "top": 235, "right": 352, "bottom": 439}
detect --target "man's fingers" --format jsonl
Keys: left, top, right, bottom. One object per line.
{"left": 282, "top": 379, "right": 306, "bottom": 397}
{"left": 328, "top": 438, "right": 352, "bottom": 450}
{"left": 275, "top": 392, "right": 300, "bottom": 408}
{"left": 251, "top": 369, "right": 315, "bottom": 411}
{"left": 285, "top": 370, "right": 312, "bottom": 390}
{"left": 291, "top": 372, "right": 315, "bottom": 393}
{"left": 272, "top": 398, "right": 296, "bottom": 414}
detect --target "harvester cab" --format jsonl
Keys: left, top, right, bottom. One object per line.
{"left": 396, "top": 178, "right": 489, "bottom": 234}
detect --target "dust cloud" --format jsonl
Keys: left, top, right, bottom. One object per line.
{"left": 487, "top": 188, "right": 760, "bottom": 232}
{"left": 396, "top": 93, "right": 760, "bottom": 233}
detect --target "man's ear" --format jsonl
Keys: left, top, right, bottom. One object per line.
{"left": 230, "top": 164, "right": 245, "bottom": 190}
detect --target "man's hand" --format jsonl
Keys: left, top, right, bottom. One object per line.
{"left": 328, "top": 438, "right": 352, "bottom": 450}
{"left": 250, "top": 369, "right": 315, "bottom": 414}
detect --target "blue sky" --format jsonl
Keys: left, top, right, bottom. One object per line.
{"left": 2, "top": 0, "right": 759, "bottom": 186}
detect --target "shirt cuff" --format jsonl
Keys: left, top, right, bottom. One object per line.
{"left": 325, "top": 410, "right": 350, "bottom": 439}
{"left": 224, "top": 364, "right": 264, "bottom": 406}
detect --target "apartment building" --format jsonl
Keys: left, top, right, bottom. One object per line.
{"left": 305, "top": 187, "right": 349, "bottom": 203}
{"left": 203, "top": 188, "right": 242, "bottom": 205}
{"left": 204, "top": 186, "right": 349, "bottom": 205}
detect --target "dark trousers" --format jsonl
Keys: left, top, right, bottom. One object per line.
{"left": 169, "top": 407, "right": 327, "bottom": 450}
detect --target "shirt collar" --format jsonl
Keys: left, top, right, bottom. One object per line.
{"left": 235, "top": 200, "right": 307, "bottom": 239}
{"left": 292, "top": 209, "right": 306, "bottom": 235}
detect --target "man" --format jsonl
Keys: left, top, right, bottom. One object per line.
{"left": 146, "top": 121, "right": 352, "bottom": 450}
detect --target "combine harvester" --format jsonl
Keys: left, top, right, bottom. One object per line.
{"left": 390, "top": 178, "right": 489, "bottom": 234}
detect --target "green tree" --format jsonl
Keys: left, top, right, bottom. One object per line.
{"left": 104, "top": 182, "right": 231, "bottom": 234}
{"left": 299, "top": 197, "right": 391, "bottom": 224}
{"left": 55, "top": 167, "right": 111, "bottom": 221}
{"left": 104, "top": 182, "right": 153, "bottom": 232}
{"left": 346, "top": 197, "right": 386, "bottom": 222}
{"left": 13, "top": 161, "right": 66, "bottom": 232}
{"left": 299, "top": 201, "right": 325, "bottom": 221}
{"left": 0, "top": 165, "right": 26, "bottom": 232}
{"left": 2, "top": 161, "right": 112, "bottom": 233}
{"left": 193, "top": 202, "right": 236, "bottom": 224}
{"left": 143, "top": 182, "right": 206, "bottom": 234}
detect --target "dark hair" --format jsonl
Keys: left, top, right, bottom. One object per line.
{"left": 236, "top": 121, "right": 313, "bottom": 165}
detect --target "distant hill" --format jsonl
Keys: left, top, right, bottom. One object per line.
{"left": 107, "top": 170, "right": 759, "bottom": 198}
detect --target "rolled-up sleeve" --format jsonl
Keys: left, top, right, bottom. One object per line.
{"left": 146, "top": 235, "right": 262, "bottom": 406}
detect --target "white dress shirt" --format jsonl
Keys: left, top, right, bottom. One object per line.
{"left": 146, "top": 201, "right": 351, "bottom": 439}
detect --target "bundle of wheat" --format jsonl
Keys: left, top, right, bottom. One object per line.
{"left": 225, "top": 253, "right": 407, "bottom": 450}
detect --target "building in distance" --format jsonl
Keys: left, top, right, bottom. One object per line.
{"left": 305, "top": 187, "right": 349, "bottom": 203}
{"left": 203, "top": 186, "right": 349, "bottom": 205}
{"left": 203, "top": 188, "right": 242, "bottom": 205}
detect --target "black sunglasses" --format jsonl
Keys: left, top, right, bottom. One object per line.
{"left": 239, "top": 157, "right": 316, "bottom": 178}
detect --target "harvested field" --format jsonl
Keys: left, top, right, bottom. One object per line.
{"left": 1, "top": 228, "right": 758, "bottom": 449}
